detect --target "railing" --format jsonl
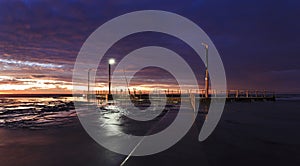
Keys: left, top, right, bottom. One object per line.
{"left": 86, "top": 89, "right": 275, "bottom": 100}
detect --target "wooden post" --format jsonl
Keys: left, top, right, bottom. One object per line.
{"left": 236, "top": 90, "right": 239, "bottom": 98}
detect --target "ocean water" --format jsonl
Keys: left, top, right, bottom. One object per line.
{"left": 276, "top": 93, "right": 300, "bottom": 101}
{"left": 0, "top": 97, "right": 77, "bottom": 129}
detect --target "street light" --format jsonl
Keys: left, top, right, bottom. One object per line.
{"left": 201, "top": 42, "right": 209, "bottom": 98}
{"left": 201, "top": 42, "right": 208, "bottom": 68}
{"left": 108, "top": 58, "right": 115, "bottom": 98}
{"left": 108, "top": 58, "right": 115, "bottom": 65}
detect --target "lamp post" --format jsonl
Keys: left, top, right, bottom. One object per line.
{"left": 202, "top": 43, "right": 209, "bottom": 98}
{"left": 108, "top": 58, "right": 115, "bottom": 100}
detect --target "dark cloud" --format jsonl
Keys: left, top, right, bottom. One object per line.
{"left": 0, "top": 0, "right": 299, "bottom": 93}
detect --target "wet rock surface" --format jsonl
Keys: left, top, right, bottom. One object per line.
{"left": 0, "top": 97, "right": 77, "bottom": 129}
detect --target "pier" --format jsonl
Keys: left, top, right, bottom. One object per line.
{"left": 88, "top": 89, "right": 275, "bottom": 103}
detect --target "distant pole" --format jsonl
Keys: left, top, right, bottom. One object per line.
{"left": 202, "top": 42, "right": 209, "bottom": 98}
{"left": 88, "top": 68, "right": 92, "bottom": 99}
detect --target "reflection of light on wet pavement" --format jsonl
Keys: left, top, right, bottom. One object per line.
{"left": 99, "top": 112, "right": 123, "bottom": 137}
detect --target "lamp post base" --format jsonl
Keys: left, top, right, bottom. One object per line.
{"left": 106, "top": 94, "right": 113, "bottom": 101}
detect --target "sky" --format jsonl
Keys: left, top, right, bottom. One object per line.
{"left": 0, "top": 0, "right": 299, "bottom": 94}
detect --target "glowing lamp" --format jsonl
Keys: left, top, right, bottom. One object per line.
{"left": 108, "top": 58, "right": 115, "bottom": 65}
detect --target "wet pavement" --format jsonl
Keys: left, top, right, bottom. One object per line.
{"left": 1, "top": 98, "right": 300, "bottom": 166}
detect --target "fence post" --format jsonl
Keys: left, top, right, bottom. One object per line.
{"left": 236, "top": 90, "right": 239, "bottom": 98}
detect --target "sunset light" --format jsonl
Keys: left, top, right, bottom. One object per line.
{"left": 0, "top": 1, "right": 299, "bottom": 166}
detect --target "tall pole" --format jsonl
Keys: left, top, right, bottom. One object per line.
{"left": 108, "top": 63, "right": 111, "bottom": 95}
{"left": 202, "top": 43, "right": 209, "bottom": 98}
{"left": 107, "top": 58, "right": 115, "bottom": 101}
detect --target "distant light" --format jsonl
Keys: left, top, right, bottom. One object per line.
{"left": 108, "top": 58, "right": 115, "bottom": 65}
